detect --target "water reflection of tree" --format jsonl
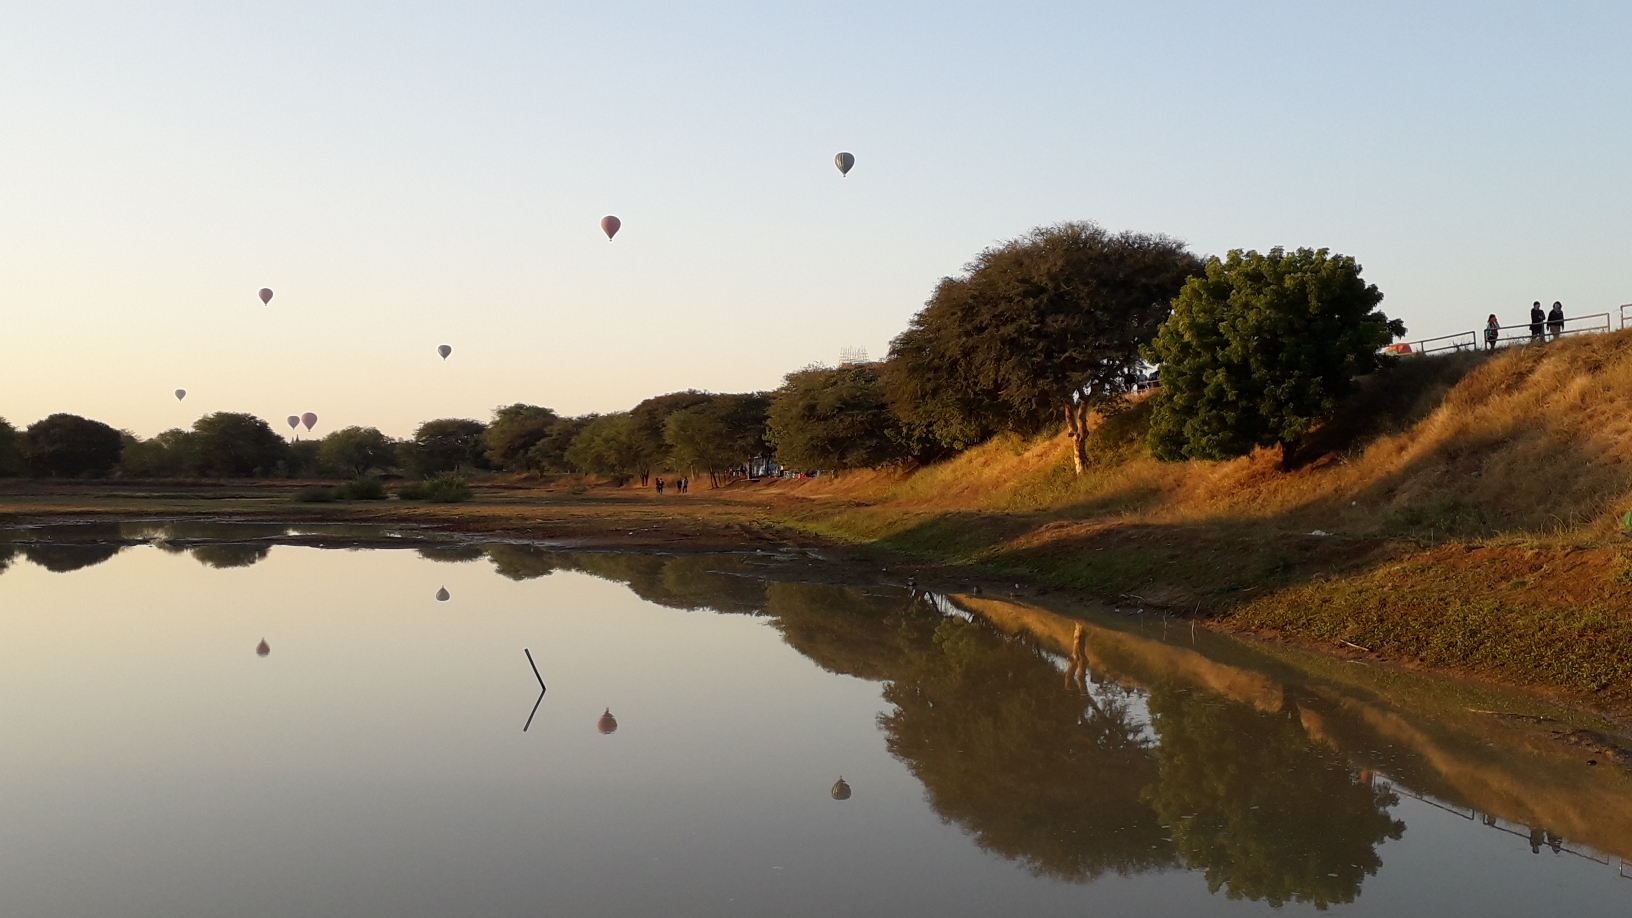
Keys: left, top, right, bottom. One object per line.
{"left": 416, "top": 544, "right": 488, "bottom": 564}
{"left": 0, "top": 545, "right": 15, "bottom": 575}
{"left": 190, "top": 543, "right": 271, "bottom": 569}
{"left": 566, "top": 554, "right": 768, "bottom": 615}
{"left": 23, "top": 543, "right": 124, "bottom": 573}
{"left": 880, "top": 615, "right": 1177, "bottom": 881}
{"left": 485, "top": 544, "right": 562, "bottom": 580}
{"left": 1142, "top": 686, "right": 1404, "bottom": 910}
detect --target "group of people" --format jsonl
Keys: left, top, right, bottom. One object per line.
{"left": 654, "top": 477, "right": 688, "bottom": 494}
{"left": 1483, "top": 301, "right": 1566, "bottom": 350}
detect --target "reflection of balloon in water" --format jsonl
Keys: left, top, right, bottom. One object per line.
{"left": 597, "top": 708, "right": 618, "bottom": 734}
{"left": 301, "top": 412, "right": 317, "bottom": 431}
{"left": 258, "top": 288, "right": 274, "bottom": 305}
{"left": 437, "top": 344, "right": 452, "bottom": 360}
{"left": 834, "top": 152, "right": 855, "bottom": 177}
{"left": 287, "top": 415, "right": 300, "bottom": 430}
{"left": 600, "top": 215, "right": 620, "bottom": 241}
{"left": 256, "top": 639, "right": 270, "bottom": 657}
{"left": 174, "top": 389, "right": 186, "bottom": 401}
{"left": 831, "top": 777, "right": 852, "bottom": 800}
{"left": 435, "top": 586, "right": 450, "bottom": 602}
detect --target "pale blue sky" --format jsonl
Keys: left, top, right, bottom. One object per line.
{"left": 3, "top": 2, "right": 1629, "bottom": 438}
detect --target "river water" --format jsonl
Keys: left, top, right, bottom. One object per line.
{"left": 0, "top": 524, "right": 1629, "bottom": 917}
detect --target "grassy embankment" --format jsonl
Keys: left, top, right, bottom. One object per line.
{"left": 769, "top": 329, "right": 1632, "bottom": 712}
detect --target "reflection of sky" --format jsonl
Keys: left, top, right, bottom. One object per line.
{"left": 0, "top": 546, "right": 1628, "bottom": 917}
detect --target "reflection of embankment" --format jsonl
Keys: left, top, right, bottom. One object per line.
{"left": 952, "top": 593, "right": 1632, "bottom": 865}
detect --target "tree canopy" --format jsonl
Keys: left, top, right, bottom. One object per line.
{"left": 1145, "top": 247, "right": 1405, "bottom": 462}
{"left": 0, "top": 419, "right": 24, "bottom": 477}
{"left": 25, "top": 414, "right": 123, "bottom": 477}
{"left": 192, "top": 413, "right": 288, "bottom": 477}
{"left": 564, "top": 413, "right": 642, "bottom": 483}
{"left": 483, "top": 404, "right": 560, "bottom": 471}
{"left": 887, "top": 221, "right": 1200, "bottom": 471}
{"left": 318, "top": 426, "right": 397, "bottom": 476}
{"left": 406, "top": 418, "right": 488, "bottom": 476}
{"left": 664, "top": 393, "right": 769, "bottom": 486}
{"left": 767, "top": 365, "right": 904, "bottom": 472}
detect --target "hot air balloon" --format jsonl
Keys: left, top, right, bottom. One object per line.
{"left": 834, "top": 152, "right": 855, "bottom": 177}
{"left": 256, "top": 639, "right": 270, "bottom": 658}
{"left": 258, "top": 288, "right": 274, "bottom": 305}
{"left": 301, "top": 412, "right": 317, "bottom": 432}
{"left": 831, "top": 777, "right": 852, "bottom": 800}
{"left": 437, "top": 344, "right": 452, "bottom": 360}
{"left": 174, "top": 389, "right": 186, "bottom": 401}
{"left": 435, "top": 586, "right": 450, "bottom": 602}
{"left": 287, "top": 416, "right": 300, "bottom": 430}
{"left": 597, "top": 708, "right": 618, "bottom": 734}
{"left": 600, "top": 215, "right": 621, "bottom": 241}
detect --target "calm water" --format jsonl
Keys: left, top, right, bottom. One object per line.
{"left": 1, "top": 524, "right": 1630, "bottom": 917}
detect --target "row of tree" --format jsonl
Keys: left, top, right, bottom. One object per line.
{"left": 1, "top": 221, "right": 1404, "bottom": 483}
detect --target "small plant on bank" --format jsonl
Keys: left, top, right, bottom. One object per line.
{"left": 398, "top": 473, "right": 473, "bottom": 503}
{"left": 336, "top": 476, "right": 388, "bottom": 501}
{"left": 294, "top": 485, "right": 338, "bottom": 503}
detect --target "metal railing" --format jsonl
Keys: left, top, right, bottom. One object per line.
{"left": 1485, "top": 311, "right": 1611, "bottom": 348}
{"left": 1389, "top": 330, "right": 1479, "bottom": 356}
{"left": 1620, "top": 303, "right": 1632, "bottom": 329}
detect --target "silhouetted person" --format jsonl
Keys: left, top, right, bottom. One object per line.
{"left": 1547, "top": 301, "right": 1564, "bottom": 340}
{"left": 655, "top": 478, "right": 665, "bottom": 495}
{"left": 1529, "top": 301, "right": 1545, "bottom": 342}
{"left": 1484, "top": 314, "right": 1500, "bottom": 351}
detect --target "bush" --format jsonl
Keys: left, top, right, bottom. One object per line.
{"left": 295, "top": 486, "right": 339, "bottom": 503}
{"left": 398, "top": 473, "right": 473, "bottom": 503}
{"left": 336, "top": 477, "right": 388, "bottom": 500}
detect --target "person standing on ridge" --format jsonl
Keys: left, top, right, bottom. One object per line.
{"left": 1485, "top": 314, "right": 1500, "bottom": 351}
{"left": 1547, "top": 301, "right": 1565, "bottom": 340}
{"left": 1529, "top": 301, "right": 1546, "bottom": 342}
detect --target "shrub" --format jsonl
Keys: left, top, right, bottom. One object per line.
{"left": 295, "top": 486, "right": 339, "bottom": 503}
{"left": 336, "top": 476, "right": 388, "bottom": 501}
{"left": 399, "top": 473, "right": 473, "bottom": 503}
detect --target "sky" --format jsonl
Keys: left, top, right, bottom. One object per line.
{"left": 3, "top": 1, "right": 1631, "bottom": 438}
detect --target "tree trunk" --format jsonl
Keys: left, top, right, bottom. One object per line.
{"left": 1064, "top": 401, "right": 1090, "bottom": 475}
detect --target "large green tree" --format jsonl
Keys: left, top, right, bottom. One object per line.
{"left": 886, "top": 222, "right": 1201, "bottom": 472}
{"left": 663, "top": 393, "right": 769, "bottom": 487}
{"left": 564, "top": 413, "right": 642, "bottom": 483}
{"left": 25, "top": 414, "right": 123, "bottom": 477}
{"left": 192, "top": 413, "right": 288, "bottom": 477}
{"left": 766, "top": 365, "right": 904, "bottom": 473}
{"left": 483, "top": 404, "right": 560, "bottom": 471}
{"left": 628, "top": 391, "right": 712, "bottom": 485}
{"left": 527, "top": 415, "right": 595, "bottom": 473}
{"left": 404, "top": 418, "right": 488, "bottom": 476}
{"left": 318, "top": 426, "right": 397, "bottom": 476}
{"left": 0, "top": 419, "right": 25, "bottom": 477}
{"left": 1145, "top": 247, "right": 1405, "bottom": 463}
{"left": 119, "top": 428, "right": 197, "bottom": 477}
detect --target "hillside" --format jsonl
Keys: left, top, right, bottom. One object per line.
{"left": 769, "top": 329, "right": 1632, "bottom": 711}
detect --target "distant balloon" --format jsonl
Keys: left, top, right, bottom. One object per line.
{"left": 301, "top": 412, "right": 317, "bottom": 431}
{"left": 258, "top": 288, "right": 274, "bottom": 305}
{"left": 834, "top": 151, "right": 855, "bottom": 177}
{"left": 287, "top": 416, "right": 300, "bottom": 430}
{"left": 174, "top": 389, "right": 186, "bottom": 401}
{"left": 438, "top": 344, "right": 452, "bottom": 360}
{"left": 831, "top": 777, "right": 852, "bottom": 800}
{"left": 597, "top": 708, "right": 618, "bottom": 734}
{"left": 256, "top": 639, "right": 270, "bottom": 658}
{"left": 600, "top": 215, "right": 621, "bottom": 241}
{"left": 435, "top": 586, "right": 450, "bottom": 602}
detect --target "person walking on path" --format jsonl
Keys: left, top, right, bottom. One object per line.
{"left": 1485, "top": 314, "right": 1500, "bottom": 351}
{"left": 1529, "top": 301, "right": 1546, "bottom": 342}
{"left": 655, "top": 477, "right": 665, "bottom": 495}
{"left": 1547, "top": 301, "right": 1565, "bottom": 340}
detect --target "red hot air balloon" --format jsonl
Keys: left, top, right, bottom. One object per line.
{"left": 287, "top": 415, "right": 300, "bottom": 430}
{"left": 597, "top": 708, "right": 618, "bottom": 734}
{"left": 437, "top": 345, "right": 452, "bottom": 360}
{"left": 256, "top": 639, "right": 270, "bottom": 657}
{"left": 301, "top": 412, "right": 318, "bottom": 432}
{"left": 258, "top": 288, "right": 274, "bottom": 305}
{"left": 600, "top": 215, "right": 620, "bottom": 241}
